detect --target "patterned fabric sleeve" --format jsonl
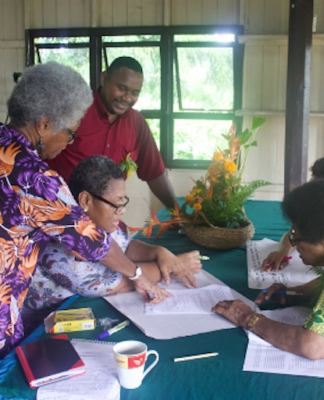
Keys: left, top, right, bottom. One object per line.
{"left": 0, "top": 124, "right": 111, "bottom": 357}
{"left": 303, "top": 287, "right": 324, "bottom": 336}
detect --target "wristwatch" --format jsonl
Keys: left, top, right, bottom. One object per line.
{"left": 129, "top": 265, "right": 142, "bottom": 281}
{"left": 247, "top": 314, "right": 265, "bottom": 332}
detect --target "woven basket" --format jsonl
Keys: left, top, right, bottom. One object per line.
{"left": 183, "top": 220, "right": 255, "bottom": 250}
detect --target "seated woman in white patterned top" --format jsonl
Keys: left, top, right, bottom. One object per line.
{"left": 22, "top": 156, "right": 202, "bottom": 333}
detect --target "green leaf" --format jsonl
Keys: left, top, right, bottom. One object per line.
{"left": 251, "top": 140, "right": 257, "bottom": 146}
{"left": 252, "top": 116, "right": 266, "bottom": 131}
{"left": 221, "top": 133, "right": 231, "bottom": 140}
{"left": 239, "top": 129, "right": 251, "bottom": 145}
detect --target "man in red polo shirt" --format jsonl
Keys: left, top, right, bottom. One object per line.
{"left": 47, "top": 56, "right": 176, "bottom": 208}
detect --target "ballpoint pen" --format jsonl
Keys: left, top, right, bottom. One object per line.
{"left": 265, "top": 256, "right": 292, "bottom": 267}
{"left": 97, "top": 320, "right": 129, "bottom": 340}
{"left": 262, "top": 289, "right": 302, "bottom": 295}
{"left": 195, "top": 255, "right": 210, "bottom": 260}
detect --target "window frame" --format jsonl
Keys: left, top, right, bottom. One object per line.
{"left": 26, "top": 25, "right": 244, "bottom": 169}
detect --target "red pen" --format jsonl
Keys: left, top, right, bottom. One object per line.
{"left": 266, "top": 256, "right": 292, "bottom": 267}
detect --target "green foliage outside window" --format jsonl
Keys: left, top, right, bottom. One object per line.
{"left": 32, "top": 28, "right": 241, "bottom": 167}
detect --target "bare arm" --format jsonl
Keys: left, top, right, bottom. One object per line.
{"left": 147, "top": 171, "right": 176, "bottom": 209}
{"left": 261, "top": 231, "right": 294, "bottom": 272}
{"left": 125, "top": 240, "right": 199, "bottom": 287}
{"left": 99, "top": 240, "right": 172, "bottom": 303}
{"left": 212, "top": 299, "right": 324, "bottom": 360}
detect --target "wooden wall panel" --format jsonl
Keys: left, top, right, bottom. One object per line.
{"left": 262, "top": 46, "right": 280, "bottom": 111}
{"left": 310, "top": 45, "right": 324, "bottom": 112}
{"left": 112, "top": 0, "right": 127, "bottom": 26}
{"left": 245, "top": 0, "right": 265, "bottom": 34}
{"left": 201, "top": 0, "right": 217, "bottom": 25}
{"left": 314, "top": 0, "right": 324, "bottom": 33}
{"left": 171, "top": 0, "right": 186, "bottom": 25}
{"left": 308, "top": 119, "right": 324, "bottom": 172}
{"left": 69, "top": 0, "right": 90, "bottom": 27}
{"left": 97, "top": 0, "right": 113, "bottom": 27}
{"left": 186, "top": 0, "right": 202, "bottom": 25}
{"left": 127, "top": 0, "right": 143, "bottom": 26}
{"left": 242, "top": 115, "right": 285, "bottom": 200}
{"left": 242, "top": 45, "right": 263, "bottom": 109}
{"left": 0, "top": 0, "right": 24, "bottom": 40}
{"left": 277, "top": 46, "right": 288, "bottom": 110}
{"left": 56, "top": 0, "right": 70, "bottom": 27}
{"left": 142, "top": 0, "right": 163, "bottom": 26}
{"left": 25, "top": 0, "right": 43, "bottom": 29}
{"left": 171, "top": 0, "right": 240, "bottom": 25}
{"left": 245, "top": 0, "right": 289, "bottom": 35}
{"left": 217, "top": 0, "right": 239, "bottom": 25}
{"left": 242, "top": 42, "right": 288, "bottom": 111}
{"left": 0, "top": 48, "right": 24, "bottom": 106}
{"left": 42, "top": 0, "right": 56, "bottom": 28}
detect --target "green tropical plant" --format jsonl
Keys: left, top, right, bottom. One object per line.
{"left": 130, "top": 117, "right": 271, "bottom": 238}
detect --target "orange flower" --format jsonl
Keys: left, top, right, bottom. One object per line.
{"left": 208, "top": 162, "right": 221, "bottom": 177}
{"left": 193, "top": 203, "right": 202, "bottom": 211}
{"left": 223, "top": 161, "right": 237, "bottom": 174}
{"left": 213, "top": 151, "right": 223, "bottom": 162}
{"left": 185, "top": 195, "right": 195, "bottom": 204}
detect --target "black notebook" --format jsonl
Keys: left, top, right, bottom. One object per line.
{"left": 16, "top": 334, "right": 85, "bottom": 388}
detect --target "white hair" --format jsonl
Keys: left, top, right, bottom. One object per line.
{"left": 7, "top": 62, "right": 93, "bottom": 132}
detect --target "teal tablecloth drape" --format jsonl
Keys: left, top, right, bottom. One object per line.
{"left": 1, "top": 200, "right": 324, "bottom": 400}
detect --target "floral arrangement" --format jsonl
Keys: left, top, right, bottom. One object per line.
{"left": 119, "top": 153, "right": 138, "bottom": 179}
{"left": 130, "top": 117, "right": 271, "bottom": 239}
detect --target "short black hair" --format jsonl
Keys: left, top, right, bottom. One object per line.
{"left": 281, "top": 180, "right": 324, "bottom": 244}
{"left": 69, "top": 156, "right": 124, "bottom": 201}
{"left": 106, "top": 56, "right": 143, "bottom": 80}
{"left": 310, "top": 157, "right": 324, "bottom": 179}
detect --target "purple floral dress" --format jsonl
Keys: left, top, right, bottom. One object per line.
{"left": 0, "top": 123, "right": 111, "bottom": 358}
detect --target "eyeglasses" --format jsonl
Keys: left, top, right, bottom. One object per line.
{"left": 64, "top": 128, "right": 78, "bottom": 143}
{"left": 289, "top": 228, "right": 304, "bottom": 247}
{"left": 89, "top": 192, "right": 130, "bottom": 214}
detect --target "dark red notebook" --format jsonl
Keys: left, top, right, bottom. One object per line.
{"left": 16, "top": 334, "right": 85, "bottom": 388}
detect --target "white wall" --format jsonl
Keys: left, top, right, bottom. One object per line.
{"left": 1, "top": 0, "right": 324, "bottom": 227}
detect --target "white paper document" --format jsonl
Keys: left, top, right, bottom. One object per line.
{"left": 247, "top": 239, "right": 317, "bottom": 289}
{"left": 243, "top": 306, "right": 324, "bottom": 378}
{"left": 105, "top": 269, "right": 257, "bottom": 339}
{"left": 145, "top": 285, "right": 234, "bottom": 315}
{"left": 37, "top": 340, "right": 120, "bottom": 400}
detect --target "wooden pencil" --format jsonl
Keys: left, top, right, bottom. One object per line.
{"left": 174, "top": 352, "right": 219, "bottom": 362}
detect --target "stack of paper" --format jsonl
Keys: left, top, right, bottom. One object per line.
{"left": 105, "top": 270, "right": 257, "bottom": 339}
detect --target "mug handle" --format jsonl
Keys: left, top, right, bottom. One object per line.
{"left": 142, "top": 350, "right": 159, "bottom": 380}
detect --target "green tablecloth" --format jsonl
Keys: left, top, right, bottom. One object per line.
{"left": 1, "top": 200, "right": 323, "bottom": 400}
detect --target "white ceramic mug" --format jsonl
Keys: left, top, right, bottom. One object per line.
{"left": 113, "top": 340, "right": 159, "bottom": 389}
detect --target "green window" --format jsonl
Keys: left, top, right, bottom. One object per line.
{"left": 27, "top": 26, "right": 243, "bottom": 169}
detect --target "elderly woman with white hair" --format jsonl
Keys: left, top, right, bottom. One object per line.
{"left": 0, "top": 62, "right": 194, "bottom": 358}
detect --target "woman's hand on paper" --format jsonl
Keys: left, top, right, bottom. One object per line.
{"left": 156, "top": 248, "right": 199, "bottom": 288}
{"left": 261, "top": 250, "right": 290, "bottom": 272}
{"left": 211, "top": 300, "right": 254, "bottom": 329}
{"left": 133, "top": 274, "right": 173, "bottom": 304}
{"left": 176, "top": 251, "right": 202, "bottom": 275}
